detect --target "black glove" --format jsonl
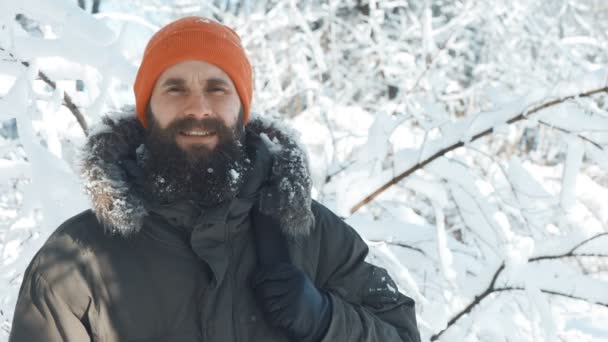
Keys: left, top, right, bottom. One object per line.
{"left": 251, "top": 208, "right": 332, "bottom": 341}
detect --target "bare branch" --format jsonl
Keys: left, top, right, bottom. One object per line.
{"left": 499, "top": 286, "right": 607, "bottom": 307}
{"left": 539, "top": 289, "right": 608, "bottom": 308}
{"left": 532, "top": 253, "right": 608, "bottom": 262}
{"left": 367, "top": 239, "right": 428, "bottom": 256}
{"left": 0, "top": 47, "right": 89, "bottom": 136}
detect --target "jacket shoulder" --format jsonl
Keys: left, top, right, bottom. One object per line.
{"left": 25, "top": 209, "right": 104, "bottom": 274}
{"left": 37, "top": 209, "right": 112, "bottom": 259}
{"left": 29, "top": 208, "right": 110, "bottom": 269}
{"left": 20, "top": 210, "right": 107, "bottom": 307}
{"left": 310, "top": 200, "right": 341, "bottom": 228}
{"left": 49, "top": 209, "right": 103, "bottom": 238}
{"left": 310, "top": 200, "right": 364, "bottom": 244}
{"left": 305, "top": 200, "right": 370, "bottom": 275}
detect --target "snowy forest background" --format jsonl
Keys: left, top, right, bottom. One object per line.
{"left": 1, "top": 0, "right": 607, "bottom": 341}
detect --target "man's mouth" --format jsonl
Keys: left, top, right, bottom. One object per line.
{"left": 179, "top": 129, "right": 216, "bottom": 137}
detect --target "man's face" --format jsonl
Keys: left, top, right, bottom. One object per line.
{"left": 148, "top": 59, "right": 242, "bottom": 152}
{"left": 141, "top": 59, "right": 249, "bottom": 205}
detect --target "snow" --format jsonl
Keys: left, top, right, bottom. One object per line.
{"left": 1, "top": 1, "right": 608, "bottom": 341}
{"left": 228, "top": 168, "right": 239, "bottom": 181}
{"left": 434, "top": 202, "right": 457, "bottom": 283}
{"left": 560, "top": 136, "right": 584, "bottom": 210}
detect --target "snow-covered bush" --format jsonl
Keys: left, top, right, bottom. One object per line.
{"left": 1, "top": 0, "right": 606, "bottom": 340}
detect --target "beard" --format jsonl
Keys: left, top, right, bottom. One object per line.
{"left": 139, "top": 108, "right": 250, "bottom": 206}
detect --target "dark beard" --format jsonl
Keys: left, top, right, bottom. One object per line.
{"left": 140, "top": 110, "right": 250, "bottom": 206}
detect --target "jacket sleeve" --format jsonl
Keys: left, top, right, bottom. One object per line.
{"left": 9, "top": 270, "right": 92, "bottom": 342}
{"left": 311, "top": 202, "right": 421, "bottom": 342}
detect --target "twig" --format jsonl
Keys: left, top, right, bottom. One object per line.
{"left": 538, "top": 289, "right": 608, "bottom": 308}
{"left": 350, "top": 86, "right": 608, "bottom": 214}
{"left": 430, "top": 262, "right": 505, "bottom": 341}
{"left": 325, "top": 160, "right": 356, "bottom": 183}
{"left": 529, "top": 232, "right": 608, "bottom": 262}
{"left": 538, "top": 119, "right": 604, "bottom": 150}
{"left": 495, "top": 286, "right": 608, "bottom": 308}
{"left": 0, "top": 47, "right": 88, "bottom": 135}
{"left": 368, "top": 239, "right": 428, "bottom": 256}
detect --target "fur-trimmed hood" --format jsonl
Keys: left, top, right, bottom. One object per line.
{"left": 80, "top": 107, "right": 314, "bottom": 238}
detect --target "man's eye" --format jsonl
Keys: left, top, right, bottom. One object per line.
{"left": 209, "top": 88, "right": 226, "bottom": 93}
{"left": 167, "top": 87, "right": 185, "bottom": 93}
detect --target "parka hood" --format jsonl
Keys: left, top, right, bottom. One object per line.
{"left": 79, "top": 106, "right": 314, "bottom": 238}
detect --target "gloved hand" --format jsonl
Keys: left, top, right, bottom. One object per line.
{"left": 251, "top": 208, "right": 332, "bottom": 342}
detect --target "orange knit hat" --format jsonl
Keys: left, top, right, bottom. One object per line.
{"left": 133, "top": 16, "right": 253, "bottom": 127}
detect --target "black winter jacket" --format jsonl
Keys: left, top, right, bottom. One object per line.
{"left": 9, "top": 111, "right": 421, "bottom": 342}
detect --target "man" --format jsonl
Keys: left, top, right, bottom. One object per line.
{"left": 9, "top": 17, "right": 421, "bottom": 341}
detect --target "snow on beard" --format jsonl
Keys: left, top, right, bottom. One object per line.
{"left": 140, "top": 107, "right": 250, "bottom": 206}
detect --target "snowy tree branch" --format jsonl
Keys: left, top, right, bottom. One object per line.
{"left": 430, "top": 262, "right": 505, "bottom": 341}
{"left": 494, "top": 286, "right": 608, "bottom": 308}
{"left": 0, "top": 47, "right": 89, "bottom": 136}
{"left": 537, "top": 289, "right": 608, "bottom": 308}
{"left": 350, "top": 86, "right": 608, "bottom": 214}
{"left": 36, "top": 70, "right": 89, "bottom": 135}
{"left": 538, "top": 119, "right": 604, "bottom": 150}
{"left": 430, "top": 232, "right": 608, "bottom": 341}
{"left": 529, "top": 232, "right": 608, "bottom": 262}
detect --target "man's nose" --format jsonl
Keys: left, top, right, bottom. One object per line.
{"left": 185, "top": 93, "right": 213, "bottom": 119}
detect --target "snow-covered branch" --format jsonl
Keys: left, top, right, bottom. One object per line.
{"left": 0, "top": 47, "right": 88, "bottom": 135}
{"left": 2, "top": 1, "right": 608, "bottom": 341}
{"left": 430, "top": 232, "right": 608, "bottom": 340}
{"left": 350, "top": 85, "right": 608, "bottom": 214}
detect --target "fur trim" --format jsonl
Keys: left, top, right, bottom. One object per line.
{"left": 247, "top": 113, "right": 314, "bottom": 237}
{"left": 79, "top": 110, "right": 147, "bottom": 236}
{"left": 79, "top": 106, "right": 314, "bottom": 238}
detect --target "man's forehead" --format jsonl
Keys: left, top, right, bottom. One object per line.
{"left": 156, "top": 60, "right": 234, "bottom": 86}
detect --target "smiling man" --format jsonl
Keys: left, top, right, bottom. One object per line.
{"left": 9, "top": 17, "right": 421, "bottom": 342}
{"left": 142, "top": 59, "right": 250, "bottom": 206}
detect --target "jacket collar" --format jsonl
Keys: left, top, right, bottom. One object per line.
{"left": 80, "top": 106, "right": 314, "bottom": 239}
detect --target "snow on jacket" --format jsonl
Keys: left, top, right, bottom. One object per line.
{"left": 9, "top": 108, "right": 421, "bottom": 342}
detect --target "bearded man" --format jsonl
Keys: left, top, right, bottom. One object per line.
{"left": 9, "top": 17, "right": 421, "bottom": 342}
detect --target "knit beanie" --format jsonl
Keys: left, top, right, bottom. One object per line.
{"left": 133, "top": 16, "right": 253, "bottom": 127}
